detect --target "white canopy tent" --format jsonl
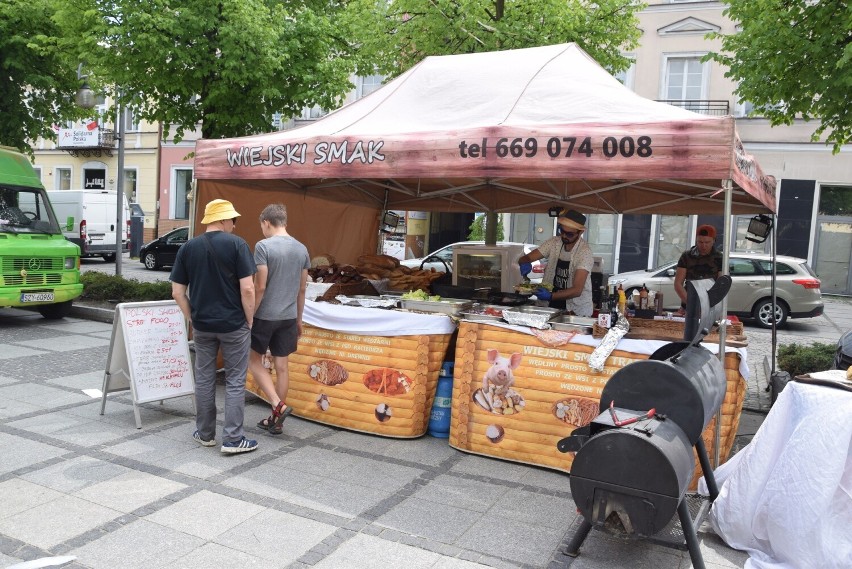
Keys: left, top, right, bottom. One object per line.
{"left": 193, "top": 42, "right": 776, "bottom": 262}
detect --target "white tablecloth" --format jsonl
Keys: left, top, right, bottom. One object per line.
{"left": 303, "top": 300, "right": 456, "bottom": 336}
{"left": 703, "top": 380, "right": 852, "bottom": 569}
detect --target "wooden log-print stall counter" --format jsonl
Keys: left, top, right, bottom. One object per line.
{"left": 245, "top": 301, "right": 455, "bottom": 438}
{"left": 449, "top": 321, "right": 747, "bottom": 484}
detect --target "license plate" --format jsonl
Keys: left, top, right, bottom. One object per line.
{"left": 21, "top": 292, "right": 54, "bottom": 303}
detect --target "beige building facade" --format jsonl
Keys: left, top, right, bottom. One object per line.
{"left": 32, "top": 102, "right": 160, "bottom": 243}
{"left": 511, "top": 1, "right": 852, "bottom": 296}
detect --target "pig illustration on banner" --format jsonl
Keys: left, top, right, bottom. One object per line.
{"left": 473, "top": 349, "right": 526, "bottom": 416}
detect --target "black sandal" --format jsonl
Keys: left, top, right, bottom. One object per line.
{"left": 257, "top": 416, "right": 282, "bottom": 435}
{"left": 271, "top": 401, "right": 293, "bottom": 430}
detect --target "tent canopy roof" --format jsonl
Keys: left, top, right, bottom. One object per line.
{"left": 195, "top": 43, "right": 776, "bottom": 216}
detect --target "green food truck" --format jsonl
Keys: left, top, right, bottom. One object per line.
{"left": 0, "top": 146, "right": 83, "bottom": 318}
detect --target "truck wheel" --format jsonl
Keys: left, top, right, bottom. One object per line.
{"left": 38, "top": 301, "right": 72, "bottom": 320}
{"left": 102, "top": 253, "right": 116, "bottom": 262}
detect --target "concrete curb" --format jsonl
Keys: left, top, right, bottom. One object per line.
{"left": 70, "top": 303, "right": 116, "bottom": 323}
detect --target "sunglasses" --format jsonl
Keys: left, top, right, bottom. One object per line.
{"left": 557, "top": 228, "right": 578, "bottom": 238}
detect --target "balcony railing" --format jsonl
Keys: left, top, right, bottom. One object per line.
{"left": 57, "top": 128, "right": 117, "bottom": 157}
{"left": 655, "top": 100, "right": 730, "bottom": 116}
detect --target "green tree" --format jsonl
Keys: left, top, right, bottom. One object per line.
{"left": 53, "top": 0, "right": 358, "bottom": 141}
{"left": 342, "top": 0, "right": 643, "bottom": 78}
{"left": 709, "top": 1, "right": 852, "bottom": 153}
{"left": 0, "top": 0, "right": 85, "bottom": 153}
{"left": 468, "top": 214, "right": 504, "bottom": 241}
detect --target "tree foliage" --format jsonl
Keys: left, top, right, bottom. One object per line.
{"left": 709, "top": 0, "right": 852, "bottom": 153}
{"left": 468, "top": 214, "right": 504, "bottom": 241}
{"left": 342, "top": 0, "right": 643, "bottom": 78}
{"left": 0, "top": 0, "right": 86, "bottom": 153}
{"left": 53, "top": 0, "right": 358, "bottom": 141}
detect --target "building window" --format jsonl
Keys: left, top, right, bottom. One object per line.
{"left": 123, "top": 107, "right": 139, "bottom": 132}
{"left": 56, "top": 168, "right": 71, "bottom": 191}
{"left": 174, "top": 168, "right": 192, "bottom": 219}
{"left": 356, "top": 75, "right": 384, "bottom": 99}
{"left": 734, "top": 99, "right": 755, "bottom": 118}
{"left": 662, "top": 54, "right": 709, "bottom": 103}
{"left": 613, "top": 57, "right": 636, "bottom": 91}
{"left": 33, "top": 167, "right": 41, "bottom": 182}
{"left": 301, "top": 105, "right": 328, "bottom": 120}
{"left": 124, "top": 169, "right": 138, "bottom": 202}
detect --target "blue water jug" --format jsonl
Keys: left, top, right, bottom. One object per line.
{"left": 428, "top": 364, "right": 454, "bottom": 438}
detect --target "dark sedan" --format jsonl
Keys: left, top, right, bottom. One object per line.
{"left": 139, "top": 226, "right": 188, "bottom": 270}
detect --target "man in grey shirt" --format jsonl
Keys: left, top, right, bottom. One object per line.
{"left": 250, "top": 203, "right": 310, "bottom": 435}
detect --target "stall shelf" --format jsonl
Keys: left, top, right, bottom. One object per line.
{"left": 245, "top": 301, "right": 456, "bottom": 438}
{"left": 449, "top": 321, "right": 747, "bottom": 485}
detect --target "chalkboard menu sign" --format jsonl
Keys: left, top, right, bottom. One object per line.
{"left": 101, "top": 300, "right": 196, "bottom": 428}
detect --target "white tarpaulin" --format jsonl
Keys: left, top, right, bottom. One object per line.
{"left": 702, "top": 379, "right": 852, "bottom": 569}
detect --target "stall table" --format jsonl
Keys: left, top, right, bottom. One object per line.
{"left": 245, "top": 300, "right": 456, "bottom": 437}
{"left": 449, "top": 321, "right": 747, "bottom": 485}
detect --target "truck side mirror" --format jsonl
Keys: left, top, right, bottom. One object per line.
{"left": 65, "top": 216, "right": 74, "bottom": 231}
{"left": 666, "top": 268, "right": 675, "bottom": 277}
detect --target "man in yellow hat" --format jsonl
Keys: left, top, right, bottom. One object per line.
{"left": 517, "top": 208, "right": 594, "bottom": 316}
{"left": 171, "top": 199, "right": 259, "bottom": 454}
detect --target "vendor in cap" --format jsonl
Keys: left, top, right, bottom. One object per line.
{"left": 674, "top": 224, "right": 723, "bottom": 316}
{"left": 517, "top": 208, "right": 594, "bottom": 316}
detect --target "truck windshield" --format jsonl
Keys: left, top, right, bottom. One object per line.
{"left": 0, "top": 186, "right": 61, "bottom": 235}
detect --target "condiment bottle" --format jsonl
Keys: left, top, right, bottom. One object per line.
{"left": 617, "top": 286, "right": 627, "bottom": 315}
{"left": 639, "top": 284, "right": 649, "bottom": 310}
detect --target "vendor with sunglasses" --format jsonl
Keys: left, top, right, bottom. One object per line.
{"left": 517, "top": 208, "right": 594, "bottom": 316}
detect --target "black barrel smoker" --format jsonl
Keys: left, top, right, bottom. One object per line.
{"left": 558, "top": 277, "right": 731, "bottom": 569}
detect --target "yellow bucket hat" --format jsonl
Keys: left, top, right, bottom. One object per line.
{"left": 201, "top": 199, "right": 241, "bottom": 224}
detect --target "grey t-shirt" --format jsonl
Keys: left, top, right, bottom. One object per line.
{"left": 254, "top": 235, "right": 310, "bottom": 320}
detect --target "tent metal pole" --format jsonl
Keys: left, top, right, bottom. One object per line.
{"left": 379, "top": 189, "right": 390, "bottom": 254}
{"left": 771, "top": 212, "right": 778, "bottom": 375}
{"left": 714, "top": 179, "right": 733, "bottom": 468}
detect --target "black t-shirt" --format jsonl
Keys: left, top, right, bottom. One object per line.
{"left": 170, "top": 231, "right": 256, "bottom": 333}
{"left": 677, "top": 247, "right": 723, "bottom": 281}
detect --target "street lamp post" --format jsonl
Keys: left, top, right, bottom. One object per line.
{"left": 114, "top": 95, "right": 125, "bottom": 277}
{"left": 76, "top": 68, "right": 124, "bottom": 277}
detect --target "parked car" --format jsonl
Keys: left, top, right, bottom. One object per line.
{"left": 400, "top": 241, "right": 546, "bottom": 284}
{"left": 139, "top": 226, "right": 188, "bottom": 270}
{"left": 607, "top": 253, "right": 823, "bottom": 328}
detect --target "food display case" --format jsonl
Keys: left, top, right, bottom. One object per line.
{"left": 452, "top": 243, "right": 527, "bottom": 292}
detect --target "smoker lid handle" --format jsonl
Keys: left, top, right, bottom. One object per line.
{"left": 557, "top": 425, "right": 591, "bottom": 453}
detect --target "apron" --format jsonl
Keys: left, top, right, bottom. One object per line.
{"left": 550, "top": 259, "right": 573, "bottom": 309}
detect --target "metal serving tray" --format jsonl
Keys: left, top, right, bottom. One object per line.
{"left": 505, "top": 305, "right": 564, "bottom": 316}
{"left": 399, "top": 298, "right": 472, "bottom": 316}
{"left": 335, "top": 295, "right": 398, "bottom": 308}
{"left": 550, "top": 315, "right": 596, "bottom": 334}
{"left": 502, "top": 305, "right": 563, "bottom": 328}
{"left": 460, "top": 304, "right": 506, "bottom": 322}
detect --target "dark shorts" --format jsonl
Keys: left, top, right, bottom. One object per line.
{"left": 251, "top": 318, "right": 298, "bottom": 357}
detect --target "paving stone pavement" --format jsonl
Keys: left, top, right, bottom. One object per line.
{"left": 1, "top": 297, "right": 849, "bottom": 569}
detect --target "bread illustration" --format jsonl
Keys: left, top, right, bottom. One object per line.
{"left": 308, "top": 360, "right": 348, "bottom": 386}
{"left": 553, "top": 397, "right": 600, "bottom": 427}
